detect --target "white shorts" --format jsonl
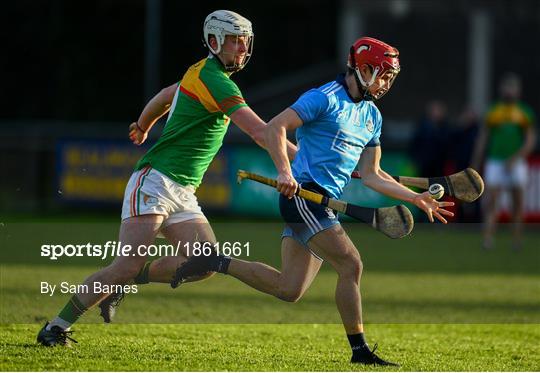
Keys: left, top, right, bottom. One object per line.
{"left": 485, "top": 158, "right": 528, "bottom": 188}
{"left": 121, "top": 166, "right": 207, "bottom": 228}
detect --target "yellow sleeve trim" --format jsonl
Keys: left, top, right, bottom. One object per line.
{"left": 179, "top": 58, "right": 221, "bottom": 113}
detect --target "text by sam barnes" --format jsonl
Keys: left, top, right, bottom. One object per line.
{"left": 40, "top": 281, "right": 138, "bottom": 296}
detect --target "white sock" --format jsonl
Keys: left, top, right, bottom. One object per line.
{"left": 46, "top": 317, "right": 72, "bottom": 331}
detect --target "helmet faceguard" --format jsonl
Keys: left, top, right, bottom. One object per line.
{"left": 347, "top": 37, "right": 400, "bottom": 100}
{"left": 203, "top": 10, "right": 254, "bottom": 72}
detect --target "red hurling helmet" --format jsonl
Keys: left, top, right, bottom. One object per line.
{"left": 347, "top": 37, "right": 400, "bottom": 100}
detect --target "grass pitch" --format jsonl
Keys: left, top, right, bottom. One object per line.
{"left": 1, "top": 219, "right": 539, "bottom": 371}
{"left": 2, "top": 324, "right": 539, "bottom": 371}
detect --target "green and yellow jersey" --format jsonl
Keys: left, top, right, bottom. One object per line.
{"left": 135, "top": 55, "right": 248, "bottom": 187}
{"left": 484, "top": 101, "right": 536, "bottom": 160}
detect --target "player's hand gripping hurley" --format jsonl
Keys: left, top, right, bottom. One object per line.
{"left": 351, "top": 167, "right": 484, "bottom": 203}
{"left": 237, "top": 170, "right": 414, "bottom": 239}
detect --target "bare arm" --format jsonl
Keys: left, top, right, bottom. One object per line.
{"left": 359, "top": 146, "right": 420, "bottom": 202}
{"left": 511, "top": 125, "right": 537, "bottom": 161}
{"left": 359, "top": 146, "right": 454, "bottom": 223}
{"left": 230, "top": 106, "right": 297, "bottom": 160}
{"left": 129, "top": 83, "right": 178, "bottom": 145}
{"left": 264, "top": 108, "right": 304, "bottom": 198}
{"left": 471, "top": 125, "right": 489, "bottom": 170}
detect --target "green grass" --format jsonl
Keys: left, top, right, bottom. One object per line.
{"left": 1, "top": 266, "right": 539, "bottom": 324}
{"left": 1, "top": 220, "right": 539, "bottom": 370}
{"left": 2, "top": 324, "right": 539, "bottom": 371}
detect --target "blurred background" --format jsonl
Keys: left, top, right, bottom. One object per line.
{"left": 1, "top": 0, "right": 539, "bottom": 222}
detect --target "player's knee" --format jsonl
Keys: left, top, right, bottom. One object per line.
{"left": 337, "top": 257, "right": 362, "bottom": 282}
{"left": 277, "top": 287, "right": 303, "bottom": 303}
{"left": 348, "top": 259, "right": 363, "bottom": 282}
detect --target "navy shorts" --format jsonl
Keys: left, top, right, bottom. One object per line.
{"left": 280, "top": 182, "right": 340, "bottom": 259}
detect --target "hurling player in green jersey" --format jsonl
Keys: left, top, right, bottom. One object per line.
{"left": 37, "top": 10, "right": 297, "bottom": 346}
{"left": 472, "top": 73, "right": 536, "bottom": 250}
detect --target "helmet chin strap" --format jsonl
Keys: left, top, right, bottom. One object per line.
{"left": 209, "top": 49, "right": 242, "bottom": 73}
{"left": 208, "top": 35, "right": 251, "bottom": 73}
{"left": 349, "top": 47, "right": 366, "bottom": 101}
{"left": 349, "top": 46, "right": 379, "bottom": 101}
{"left": 355, "top": 68, "right": 374, "bottom": 101}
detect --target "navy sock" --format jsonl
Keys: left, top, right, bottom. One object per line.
{"left": 134, "top": 260, "right": 153, "bottom": 284}
{"left": 209, "top": 254, "right": 231, "bottom": 274}
{"left": 347, "top": 333, "right": 368, "bottom": 353}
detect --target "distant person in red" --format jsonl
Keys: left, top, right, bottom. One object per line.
{"left": 472, "top": 73, "right": 537, "bottom": 250}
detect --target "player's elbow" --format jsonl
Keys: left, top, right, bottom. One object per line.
{"left": 360, "top": 171, "right": 383, "bottom": 189}
{"left": 251, "top": 127, "right": 266, "bottom": 148}
{"left": 379, "top": 170, "right": 395, "bottom": 183}
{"left": 277, "top": 288, "right": 303, "bottom": 303}
{"left": 265, "top": 119, "right": 287, "bottom": 143}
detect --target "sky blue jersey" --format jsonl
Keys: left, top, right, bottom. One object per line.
{"left": 290, "top": 74, "right": 382, "bottom": 199}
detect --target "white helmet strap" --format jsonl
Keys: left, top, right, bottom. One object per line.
{"left": 355, "top": 66, "right": 380, "bottom": 88}
{"left": 207, "top": 34, "right": 224, "bottom": 55}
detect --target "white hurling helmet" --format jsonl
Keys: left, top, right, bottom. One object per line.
{"left": 203, "top": 10, "right": 254, "bottom": 72}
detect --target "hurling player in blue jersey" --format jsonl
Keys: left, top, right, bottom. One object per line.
{"left": 174, "top": 37, "right": 454, "bottom": 366}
